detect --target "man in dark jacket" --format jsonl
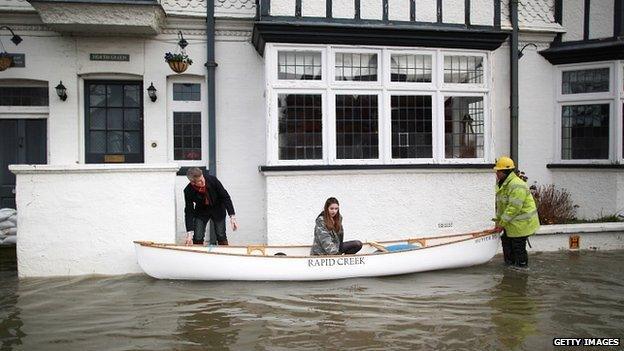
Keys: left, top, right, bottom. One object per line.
{"left": 184, "top": 167, "right": 238, "bottom": 246}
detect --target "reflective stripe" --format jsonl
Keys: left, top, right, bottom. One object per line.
{"left": 508, "top": 198, "right": 524, "bottom": 206}
{"left": 501, "top": 210, "right": 537, "bottom": 223}
{"left": 514, "top": 210, "right": 538, "bottom": 220}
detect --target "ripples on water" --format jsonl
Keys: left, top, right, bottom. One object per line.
{"left": 1, "top": 247, "right": 623, "bottom": 351}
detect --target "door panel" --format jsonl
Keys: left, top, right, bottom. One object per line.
{"left": 0, "top": 119, "right": 47, "bottom": 209}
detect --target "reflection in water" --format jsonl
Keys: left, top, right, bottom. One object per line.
{"left": 0, "top": 250, "right": 622, "bottom": 350}
{"left": 490, "top": 270, "right": 537, "bottom": 350}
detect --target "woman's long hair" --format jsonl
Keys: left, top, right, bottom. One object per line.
{"left": 323, "top": 197, "right": 342, "bottom": 232}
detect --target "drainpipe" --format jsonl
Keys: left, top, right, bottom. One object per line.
{"left": 206, "top": 0, "right": 217, "bottom": 176}
{"left": 509, "top": 0, "right": 519, "bottom": 165}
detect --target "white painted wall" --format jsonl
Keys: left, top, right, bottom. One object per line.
{"left": 360, "top": 0, "right": 383, "bottom": 20}
{"left": 490, "top": 44, "right": 511, "bottom": 159}
{"left": 550, "top": 170, "right": 622, "bottom": 219}
{"left": 302, "top": 0, "right": 326, "bottom": 17}
{"left": 516, "top": 35, "right": 556, "bottom": 186}
{"left": 270, "top": 0, "right": 295, "bottom": 16}
{"left": 471, "top": 0, "right": 493, "bottom": 26}
{"left": 562, "top": 0, "right": 584, "bottom": 42}
{"left": 388, "top": 0, "right": 410, "bottom": 21}
{"left": 10, "top": 164, "right": 178, "bottom": 278}
{"left": 589, "top": 0, "right": 614, "bottom": 40}
{"left": 264, "top": 170, "right": 496, "bottom": 245}
{"left": 442, "top": 0, "right": 464, "bottom": 24}
{"left": 415, "top": 0, "right": 437, "bottom": 23}
{"left": 333, "top": 0, "right": 355, "bottom": 19}
{"left": 213, "top": 39, "right": 267, "bottom": 245}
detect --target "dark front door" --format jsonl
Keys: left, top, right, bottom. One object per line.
{"left": 0, "top": 119, "right": 47, "bottom": 209}
{"left": 85, "top": 81, "right": 144, "bottom": 163}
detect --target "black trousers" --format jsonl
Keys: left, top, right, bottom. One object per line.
{"left": 501, "top": 233, "right": 529, "bottom": 267}
{"left": 193, "top": 216, "right": 227, "bottom": 245}
{"left": 339, "top": 240, "right": 362, "bottom": 254}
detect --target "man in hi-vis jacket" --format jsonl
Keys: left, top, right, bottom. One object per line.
{"left": 492, "top": 156, "right": 540, "bottom": 268}
{"left": 184, "top": 167, "right": 238, "bottom": 246}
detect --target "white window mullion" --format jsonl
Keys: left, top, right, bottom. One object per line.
{"left": 434, "top": 92, "right": 445, "bottom": 163}
{"left": 328, "top": 91, "right": 337, "bottom": 164}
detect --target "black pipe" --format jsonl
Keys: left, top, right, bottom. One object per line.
{"left": 206, "top": 0, "right": 217, "bottom": 176}
{"left": 509, "top": 0, "right": 519, "bottom": 165}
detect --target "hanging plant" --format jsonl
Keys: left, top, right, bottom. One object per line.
{"left": 0, "top": 52, "right": 13, "bottom": 72}
{"left": 164, "top": 52, "right": 193, "bottom": 74}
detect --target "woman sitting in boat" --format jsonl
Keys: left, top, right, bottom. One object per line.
{"left": 310, "top": 197, "right": 362, "bottom": 255}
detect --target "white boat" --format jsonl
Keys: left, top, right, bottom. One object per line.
{"left": 134, "top": 230, "right": 500, "bottom": 281}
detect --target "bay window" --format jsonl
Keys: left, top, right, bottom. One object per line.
{"left": 266, "top": 44, "right": 490, "bottom": 165}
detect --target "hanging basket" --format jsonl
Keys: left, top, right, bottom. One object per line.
{"left": 0, "top": 56, "right": 12, "bottom": 71}
{"left": 168, "top": 60, "right": 189, "bottom": 74}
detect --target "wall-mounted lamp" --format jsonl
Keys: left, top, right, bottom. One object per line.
{"left": 147, "top": 82, "right": 157, "bottom": 102}
{"left": 0, "top": 26, "right": 22, "bottom": 46}
{"left": 55, "top": 81, "right": 67, "bottom": 101}
{"left": 177, "top": 31, "right": 188, "bottom": 50}
{"left": 518, "top": 43, "right": 538, "bottom": 59}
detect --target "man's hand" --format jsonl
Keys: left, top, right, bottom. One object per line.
{"left": 230, "top": 216, "right": 239, "bottom": 231}
{"left": 491, "top": 226, "right": 504, "bottom": 233}
{"left": 184, "top": 231, "right": 194, "bottom": 246}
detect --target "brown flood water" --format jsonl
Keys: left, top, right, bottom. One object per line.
{"left": 0, "top": 247, "right": 623, "bottom": 350}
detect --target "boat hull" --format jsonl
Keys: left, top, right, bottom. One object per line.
{"left": 134, "top": 232, "right": 500, "bottom": 281}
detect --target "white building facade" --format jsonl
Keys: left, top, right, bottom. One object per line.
{"left": 0, "top": 0, "right": 622, "bottom": 276}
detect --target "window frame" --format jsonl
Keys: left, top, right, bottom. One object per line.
{"left": 167, "top": 77, "right": 208, "bottom": 167}
{"left": 265, "top": 43, "right": 492, "bottom": 166}
{"left": 555, "top": 61, "right": 619, "bottom": 164}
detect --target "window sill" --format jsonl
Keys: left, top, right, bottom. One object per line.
{"left": 547, "top": 163, "right": 624, "bottom": 169}
{"left": 259, "top": 163, "right": 494, "bottom": 173}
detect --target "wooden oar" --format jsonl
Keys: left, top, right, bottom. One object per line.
{"left": 368, "top": 241, "right": 389, "bottom": 253}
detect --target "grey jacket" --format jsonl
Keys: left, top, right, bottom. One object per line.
{"left": 310, "top": 215, "right": 344, "bottom": 255}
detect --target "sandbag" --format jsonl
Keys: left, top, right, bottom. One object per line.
{"left": 1, "top": 236, "right": 16, "bottom": 245}
{"left": 0, "top": 208, "right": 16, "bottom": 222}
{"left": 0, "top": 221, "right": 15, "bottom": 230}
{"left": 7, "top": 215, "right": 16, "bottom": 224}
{"left": 3, "top": 227, "right": 17, "bottom": 236}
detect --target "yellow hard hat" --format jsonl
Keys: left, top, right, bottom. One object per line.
{"left": 493, "top": 156, "right": 515, "bottom": 170}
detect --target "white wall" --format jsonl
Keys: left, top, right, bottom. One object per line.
{"left": 442, "top": 0, "right": 464, "bottom": 24}
{"left": 550, "top": 170, "right": 622, "bottom": 219}
{"left": 562, "top": 0, "right": 584, "bottom": 42}
{"left": 490, "top": 44, "right": 511, "bottom": 159}
{"left": 388, "top": 0, "right": 410, "bottom": 21}
{"left": 264, "top": 170, "right": 495, "bottom": 245}
{"left": 415, "top": 0, "right": 437, "bottom": 23}
{"left": 302, "top": 0, "right": 325, "bottom": 17}
{"left": 10, "top": 164, "right": 178, "bottom": 278}
{"left": 360, "top": 0, "right": 382, "bottom": 20}
{"left": 589, "top": 0, "right": 614, "bottom": 40}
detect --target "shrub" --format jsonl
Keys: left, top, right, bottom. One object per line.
{"left": 530, "top": 184, "right": 578, "bottom": 224}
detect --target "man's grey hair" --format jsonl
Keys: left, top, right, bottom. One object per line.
{"left": 186, "top": 167, "right": 203, "bottom": 180}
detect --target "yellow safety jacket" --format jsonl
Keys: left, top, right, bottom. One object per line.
{"left": 495, "top": 172, "right": 540, "bottom": 237}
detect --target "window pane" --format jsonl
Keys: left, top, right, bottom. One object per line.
{"left": 336, "top": 95, "right": 379, "bottom": 159}
{"left": 90, "top": 131, "right": 106, "bottom": 153}
{"left": 107, "top": 131, "right": 123, "bottom": 153}
{"left": 124, "top": 109, "right": 141, "bottom": 130}
{"left": 443, "top": 56, "right": 483, "bottom": 84}
{"left": 107, "top": 108, "right": 123, "bottom": 130}
{"left": 277, "top": 94, "right": 323, "bottom": 160}
{"left": 107, "top": 85, "right": 123, "bottom": 107}
{"left": 173, "top": 83, "right": 201, "bottom": 101}
{"left": 335, "top": 53, "right": 378, "bottom": 81}
{"left": 124, "top": 132, "right": 141, "bottom": 153}
{"left": 89, "top": 108, "right": 106, "bottom": 130}
{"left": 444, "top": 96, "right": 485, "bottom": 158}
{"left": 391, "top": 95, "right": 432, "bottom": 158}
{"left": 561, "top": 104, "right": 609, "bottom": 159}
{"left": 173, "top": 112, "right": 202, "bottom": 160}
{"left": 562, "top": 68, "right": 609, "bottom": 94}
{"left": 278, "top": 52, "right": 322, "bottom": 80}
{"left": 89, "top": 85, "right": 106, "bottom": 107}
{"left": 0, "top": 87, "right": 49, "bottom": 106}
{"left": 124, "top": 85, "right": 141, "bottom": 107}
{"left": 390, "top": 54, "right": 432, "bottom": 82}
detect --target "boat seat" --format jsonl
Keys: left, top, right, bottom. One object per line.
{"left": 246, "top": 245, "right": 266, "bottom": 256}
{"left": 407, "top": 239, "right": 426, "bottom": 247}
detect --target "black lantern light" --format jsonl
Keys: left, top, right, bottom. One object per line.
{"left": 0, "top": 26, "right": 22, "bottom": 46}
{"left": 177, "top": 31, "right": 188, "bottom": 50}
{"left": 55, "top": 81, "right": 67, "bottom": 101}
{"left": 147, "top": 82, "right": 157, "bottom": 102}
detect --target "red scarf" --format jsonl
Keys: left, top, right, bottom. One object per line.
{"left": 191, "top": 184, "right": 211, "bottom": 205}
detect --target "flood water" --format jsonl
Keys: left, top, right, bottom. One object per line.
{"left": 0, "top": 247, "right": 623, "bottom": 350}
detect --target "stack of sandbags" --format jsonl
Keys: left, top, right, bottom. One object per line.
{"left": 0, "top": 208, "right": 17, "bottom": 246}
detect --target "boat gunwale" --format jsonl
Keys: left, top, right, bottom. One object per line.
{"left": 134, "top": 230, "right": 499, "bottom": 259}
